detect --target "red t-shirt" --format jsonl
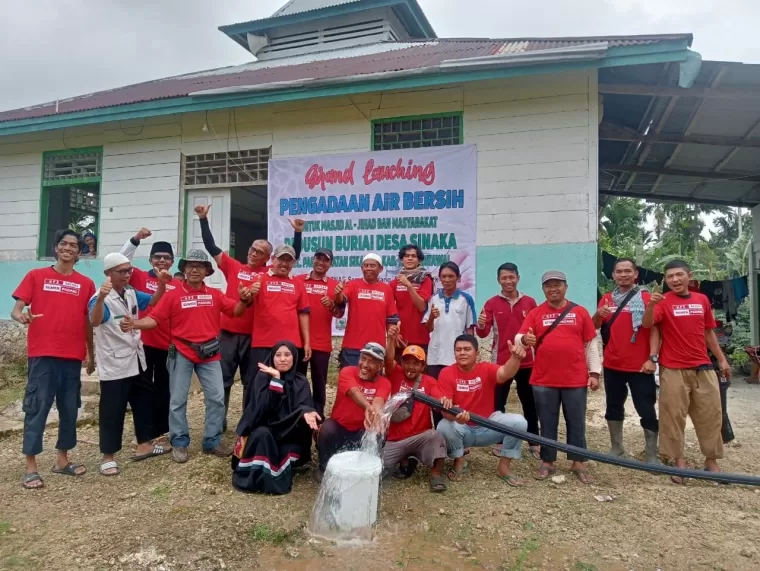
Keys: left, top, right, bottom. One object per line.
{"left": 218, "top": 253, "right": 267, "bottom": 335}
{"left": 653, "top": 292, "right": 716, "bottom": 369}
{"left": 520, "top": 301, "right": 596, "bottom": 388}
{"left": 438, "top": 362, "right": 500, "bottom": 423}
{"left": 129, "top": 268, "right": 183, "bottom": 350}
{"left": 149, "top": 284, "right": 237, "bottom": 364}
{"left": 476, "top": 293, "right": 537, "bottom": 368}
{"left": 295, "top": 273, "right": 340, "bottom": 353}
{"left": 599, "top": 291, "right": 652, "bottom": 373}
{"left": 342, "top": 279, "right": 398, "bottom": 350}
{"left": 390, "top": 275, "right": 434, "bottom": 346}
{"left": 12, "top": 267, "right": 96, "bottom": 361}
{"left": 252, "top": 272, "right": 310, "bottom": 348}
{"left": 330, "top": 366, "right": 391, "bottom": 431}
{"left": 387, "top": 365, "right": 440, "bottom": 442}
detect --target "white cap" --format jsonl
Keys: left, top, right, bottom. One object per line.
{"left": 103, "top": 253, "right": 131, "bottom": 271}
{"left": 362, "top": 253, "right": 383, "bottom": 266}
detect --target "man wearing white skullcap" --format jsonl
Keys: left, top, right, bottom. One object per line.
{"left": 334, "top": 253, "right": 399, "bottom": 368}
{"left": 88, "top": 253, "right": 173, "bottom": 476}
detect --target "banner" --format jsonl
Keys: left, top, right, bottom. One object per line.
{"left": 268, "top": 145, "right": 477, "bottom": 335}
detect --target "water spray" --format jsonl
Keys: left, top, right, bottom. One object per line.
{"left": 411, "top": 391, "right": 760, "bottom": 487}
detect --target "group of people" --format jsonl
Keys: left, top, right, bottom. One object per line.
{"left": 12, "top": 210, "right": 731, "bottom": 493}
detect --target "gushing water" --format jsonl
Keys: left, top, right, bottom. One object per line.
{"left": 308, "top": 391, "right": 413, "bottom": 541}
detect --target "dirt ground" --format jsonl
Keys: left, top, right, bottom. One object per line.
{"left": 0, "top": 370, "right": 759, "bottom": 571}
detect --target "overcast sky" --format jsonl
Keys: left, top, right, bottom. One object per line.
{"left": 1, "top": 0, "right": 758, "bottom": 112}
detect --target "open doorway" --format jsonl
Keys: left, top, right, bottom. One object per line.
{"left": 230, "top": 186, "right": 267, "bottom": 263}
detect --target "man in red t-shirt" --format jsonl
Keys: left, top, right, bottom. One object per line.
{"left": 642, "top": 259, "right": 729, "bottom": 480}
{"left": 390, "top": 245, "right": 434, "bottom": 354}
{"left": 12, "top": 229, "right": 96, "bottom": 489}
{"left": 122, "top": 250, "right": 251, "bottom": 464}
{"left": 476, "top": 262, "right": 539, "bottom": 458}
{"left": 120, "top": 226, "right": 184, "bottom": 441}
{"left": 517, "top": 270, "right": 601, "bottom": 484}
{"left": 436, "top": 335, "right": 528, "bottom": 486}
{"left": 294, "top": 248, "right": 345, "bottom": 417}
{"left": 316, "top": 342, "right": 391, "bottom": 478}
{"left": 382, "top": 328, "right": 447, "bottom": 492}
{"left": 194, "top": 204, "right": 303, "bottom": 430}
{"left": 593, "top": 258, "right": 659, "bottom": 464}
{"left": 334, "top": 253, "right": 399, "bottom": 368}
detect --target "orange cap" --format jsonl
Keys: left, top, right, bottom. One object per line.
{"left": 402, "top": 345, "right": 426, "bottom": 362}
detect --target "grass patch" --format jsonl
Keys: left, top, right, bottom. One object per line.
{"left": 249, "top": 524, "right": 303, "bottom": 546}
{"left": 0, "top": 365, "right": 26, "bottom": 411}
{"left": 575, "top": 563, "right": 598, "bottom": 571}
{"left": 505, "top": 536, "right": 540, "bottom": 571}
{"left": 150, "top": 484, "right": 169, "bottom": 501}
{"left": 0, "top": 522, "right": 11, "bottom": 534}
{"left": 1, "top": 556, "right": 31, "bottom": 568}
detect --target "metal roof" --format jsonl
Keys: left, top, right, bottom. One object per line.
{"left": 599, "top": 60, "right": 760, "bottom": 207}
{"left": 274, "top": 0, "right": 362, "bottom": 17}
{"left": 0, "top": 34, "right": 691, "bottom": 125}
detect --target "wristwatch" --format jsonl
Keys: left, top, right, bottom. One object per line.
{"left": 649, "top": 355, "right": 659, "bottom": 364}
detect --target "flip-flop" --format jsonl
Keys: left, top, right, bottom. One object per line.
{"left": 429, "top": 475, "right": 447, "bottom": 492}
{"left": 51, "top": 462, "right": 86, "bottom": 477}
{"left": 491, "top": 444, "right": 502, "bottom": 457}
{"left": 529, "top": 447, "right": 541, "bottom": 460}
{"left": 499, "top": 473, "right": 525, "bottom": 487}
{"left": 447, "top": 461, "right": 469, "bottom": 481}
{"left": 572, "top": 468, "right": 594, "bottom": 485}
{"left": 22, "top": 472, "right": 44, "bottom": 490}
{"left": 99, "top": 461, "right": 120, "bottom": 477}
{"left": 534, "top": 465, "right": 557, "bottom": 480}
{"left": 131, "top": 443, "right": 171, "bottom": 462}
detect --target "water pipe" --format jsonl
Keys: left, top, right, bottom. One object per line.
{"left": 411, "top": 391, "right": 760, "bottom": 487}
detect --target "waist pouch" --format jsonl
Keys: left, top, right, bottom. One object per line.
{"left": 176, "top": 337, "right": 220, "bottom": 360}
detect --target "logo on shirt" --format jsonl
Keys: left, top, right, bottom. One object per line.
{"left": 358, "top": 289, "right": 385, "bottom": 301}
{"left": 146, "top": 280, "right": 176, "bottom": 292}
{"left": 542, "top": 312, "right": 577, "bottom": 326}
{"left": 455, "top": 377, "right": 482, "bottom": 393}
{"left": 237, "top": 271, "right": 255, "bottom": 282}
{"left": 400, "top": 381, "right": 425, "bottom": 394}
{"left": 180, "top": 294, "right": 213, "bottom": 309}
{"left": 672, "top": 304, "right": 704, "bottom": 317}
{"left": 266, "top": 281, "right": 296, "bottom": 294}
{"left": 305, "top": 283, "right": 328, "bottom": 296}
{"left": 362, "top": 387, "right": 378, "bottom": 401}
{"left": 43, "top": 279, "right": 81, "bottom": 296}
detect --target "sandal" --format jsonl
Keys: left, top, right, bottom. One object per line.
{"left": 572, "top": 468, "right": 594, "bottom": 485}
{"left": 22, "top": 472, "right": 44, "bottom": 490}
{"left": 51, "top": 462, "right": 86, "bottom": 477}
{"left": 534, "top": 464, "right": 557, "bottom": 480}
{"left": 99, "top": 461, "right": 120, "bottom": 476}
{"left": 447, "top": 461, "right": 469, "bottom": 481}
{"left": 131, "top": 443, "right": 172, "bottom": 462}
{"left": 491, "top": 444, "right": 502, "bottom": 457}
{"left": 429, "top": 475, "right": 447, "bottom": 492}
{"left": 499, "top": 473, "right": 525, "bottom": 487}
{"left": 529, "top": 446, "right": 541, "bottom": 460}
{"left": 393, "top": 459, "right": 418, "bottom": 480}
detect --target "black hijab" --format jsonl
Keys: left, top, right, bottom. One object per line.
{"left": 236, "top": 341, "right": 314, "bottom": 438}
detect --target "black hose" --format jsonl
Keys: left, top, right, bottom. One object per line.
{"left": 411, "top": 391, "right": 760, "bottom": 487}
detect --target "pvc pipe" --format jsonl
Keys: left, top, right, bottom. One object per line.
{"left": 411, "top": 391, "right": 760, "bottom": 487}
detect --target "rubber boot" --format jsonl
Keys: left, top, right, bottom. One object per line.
{"left": 607, "top": 421, "right": 626, "bottom": 457}
{"left": 223, "top": 387, "right": 231, "bottom": 433}
{"left": 643, "top": 429, "right": 660, "bottom": 464}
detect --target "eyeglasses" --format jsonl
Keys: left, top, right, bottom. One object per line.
{"left": 152, "top": 254, "right": 173, "bottom": 261}
{"left": 111, "top": 268, "right": 133, "bottom": 276}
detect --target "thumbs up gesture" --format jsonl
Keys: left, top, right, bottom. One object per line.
{"left": 250, "top": 274, "right": 262, "bottom": 297}
{"left": 597, "top": 299, "right": 612, "bottom": 319}
{"left": 99, "top": 277, "right": 112, "bottom": 299}
{"left": 508, "top": 340, "right": 526, "bottom": 361}
{"left": 650, "top": 281, "right": 664, "bottom": 305}
{"left": 238, "top": 282, "right": 253, "bottom": 303}
{"left": 523, "top": 327, "right": 537, "bottom": 347}
{"left": 477, "top": 308, "right": 487, "bottom": 329}
{"left": 120, "top": 315, "right": 135, "bottom": 333}
{"left": 334, "top": 281, "right": 345, "bottom": 298}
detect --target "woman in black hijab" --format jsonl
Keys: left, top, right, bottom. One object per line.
{"left": 232, "top": 341, "right": 321, "bottom": 495}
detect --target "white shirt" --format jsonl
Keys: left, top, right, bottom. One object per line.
{"left": 423, "top": 289, "right": 476, "bottom": 366}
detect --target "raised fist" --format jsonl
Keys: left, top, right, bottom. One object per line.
{"left": 194, "top": 204, "right": 211, "bottom": 219}
{"left": 288, "top": 218, "right": 306, "bottom": 233}
{"left": 134, "top": 227, "right": 152, "bottom": 241}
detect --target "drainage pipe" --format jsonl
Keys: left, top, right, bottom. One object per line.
{"left": 411, "top": 391, "right": 760, "bottom": 487}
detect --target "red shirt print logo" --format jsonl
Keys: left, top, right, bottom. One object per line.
{"left": 542, "top": 312, "right": 577, "bottom": 326}
{"left": 362, "top": 386, "right": 378, "bottom": 401}
{"left": 266, "top": 281, "right": 296, "bottom": 294}
{"left": 672, "top": 304, "right": 704, "bottom": 317}
{"left": 358, "top": 289, "right": 386, "bottom": 301}
{"left": 146, "top": 280, "right": 175, "bottom": 292}
{"left": 180, "top": 294, "right": 213, "bottom": 309}
{"left": 455, "top": 377, "right": 482, "bottom": 393}
{"left": 43, "top": 279, "right": 81, "bottom": 296}
{"left": 305, "top": 283, "right": 328, "bottom": 296}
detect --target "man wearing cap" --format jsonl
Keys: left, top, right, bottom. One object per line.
{"left": 334, "top": 253, "right": 399, "bottom": 369}
{"left": 317, "top": 342, "right": 392, "bottom": 479}
{"left": 120, "top": 227, "right": 184, "bottom": 442}
{"left": 294, "top": 248, "right": 344, "bottom": 417}
{"left": 383, "top": 326, "right": 447, "bottom": 492}
{"left": 120, "top": 250, "right": 252, "bottom": 463}
{"left": 517, "top": 270, "right": 602, "bottom": 484}
{"left": 89, "top": 253, "right": 172, "bottom": 476}
{"left": 193, "top": 205, "right": 304, "bottom": 430}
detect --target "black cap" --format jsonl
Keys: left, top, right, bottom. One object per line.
{"left": 315, "top": 248, "right": 334, "bottom": 260}
{"left": 150, "top": 241, "right": 174, "bottom": 259}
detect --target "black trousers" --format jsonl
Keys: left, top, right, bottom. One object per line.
{"left": 495, "top": 367, "right": 539, "bottom": 446}
{"left": 603, "top": 368, "right": 659, "bottom": 432}
{"left": 317, "top": 418, "right": 364, "bottom": 471}
{"left": 297, "top": 350, "right": 331, "bottom": 418}
{"left": 338, "top": 348, "right": 361, "bottom": 369}
{"left": 220, "top": 330, "right": 252, "bottom": 389}
{"left": 144, "top": 346, "right": 170, "bottom": 439}
{"left": 532, "top": 386, "right": 588, "bottom": 463}
{"left": 99, "top": 370, "right": 155, "bottom": 455}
